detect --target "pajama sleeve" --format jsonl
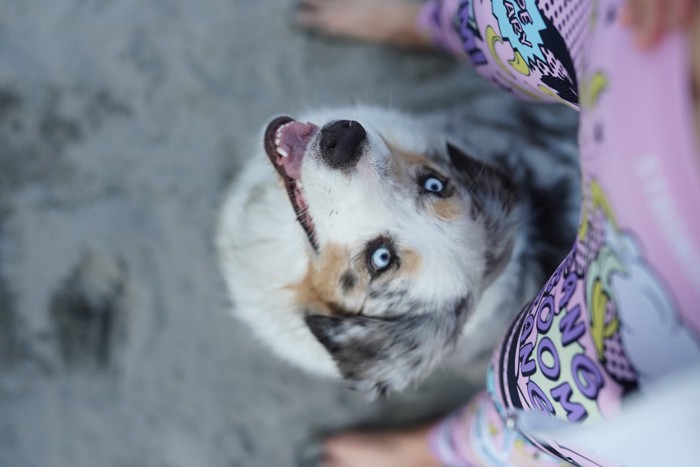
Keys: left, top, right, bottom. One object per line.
{"left": 427, "top": 389, "right": 570, "bottom": 466}
{"left": 417, "top": 0, "right": 581, "bottom": 106}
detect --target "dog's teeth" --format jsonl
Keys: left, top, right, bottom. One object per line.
{"left": 277, "top": 123, "right": 290, "bottom": 136}
{"left": 275, "top": 136, "right": 281, "bottom": 146}
{"left": 277, "top": 147, "right": 289, "bottom": 157}
{"left": 296, "top": 181, "right": 303, "bottom": 189}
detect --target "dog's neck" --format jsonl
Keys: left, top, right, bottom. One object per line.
{"left": 448, "top": 157, "right": 576, "bottom": 381}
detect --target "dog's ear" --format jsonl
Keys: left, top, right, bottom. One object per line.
{"left": 304, "top": 295, "right": 472, "bottom": 398}
{"left": 447, "top": 142, "right": 518, "bottom": 284}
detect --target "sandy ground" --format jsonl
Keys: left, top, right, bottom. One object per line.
{"left": 0, "top": 1, "right": 578, "bottom": 466}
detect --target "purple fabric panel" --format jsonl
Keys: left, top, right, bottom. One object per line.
{"left": 416, "top": 0, "right": 467, "bottom": 57}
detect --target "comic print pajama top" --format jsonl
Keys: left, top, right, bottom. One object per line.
{"left": 417, "top": 0, "right": 700, "bottom": 465}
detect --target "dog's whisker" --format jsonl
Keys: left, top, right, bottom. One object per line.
{"left": 465, "top": 162, "right": 488, "bottom": 195}
{"left": 295, "top": 206, "right": 312, "bottom": 218}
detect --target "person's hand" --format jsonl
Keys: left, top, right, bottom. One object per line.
{"left": 620, "top": 0, "right": 697, "bottom": 48}
{"left": 321, "top": 426, "right": 441, "bottom": 467}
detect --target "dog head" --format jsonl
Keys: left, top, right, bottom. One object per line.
{"left": 264, "top": 108, "right": 518, "bottom": 396}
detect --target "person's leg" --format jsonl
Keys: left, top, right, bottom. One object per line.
{"left": 296, "top": 0, "right": 430, "bottom": 48}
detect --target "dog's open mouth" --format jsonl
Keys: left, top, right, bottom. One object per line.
{"left": 264, "top": 116, "right": 320, "bottom": 251}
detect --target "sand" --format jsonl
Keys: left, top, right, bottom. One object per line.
{"left": 0, "top": 1, "right": 578, "bottom": 466}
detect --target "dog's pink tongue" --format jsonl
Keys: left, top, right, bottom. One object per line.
{"left": 279, "top": 122, "right": 318, "bottom": 180}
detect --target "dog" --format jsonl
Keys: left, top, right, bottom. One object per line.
{"left": 217, "top": 105, "right": 574, "bottom": 396}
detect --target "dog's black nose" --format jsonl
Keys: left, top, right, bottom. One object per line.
{"left": 319, "top": 120, "right": 366, "bottom": 170}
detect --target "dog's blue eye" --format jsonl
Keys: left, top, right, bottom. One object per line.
{"left": 370, "top": 246, "right": 392, "bottom": 271}
{"left": 423, "top": 176, "right": 444, "bottom": 193}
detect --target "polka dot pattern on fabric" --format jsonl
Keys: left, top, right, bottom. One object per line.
{"left": 538, "top": 0, "right": 587, "bottom": 71}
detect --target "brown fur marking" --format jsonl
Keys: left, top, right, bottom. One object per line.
{"left": 431, "top": 198, "right": 463, "bottom": 222}
{"left": 400, "top": 249, "right": 423, "bottom": 277}
{"left": 389, "top": 144, "right": 432, "bottom": 166}
{"left": 287, "top": 243, "right": 368, "bottom": 316}
{"left": 287, "top": 242, "right": 423, "bottom": 315}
